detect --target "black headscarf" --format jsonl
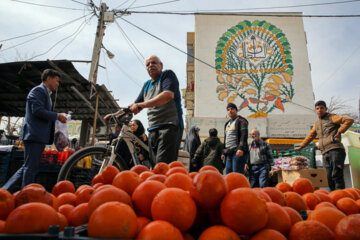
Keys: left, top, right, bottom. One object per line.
{"left": 131, "top": 119, "right": 145, "bottom": 137}
{"left": 184, "top": 126, "right": 201, "bottom": 156}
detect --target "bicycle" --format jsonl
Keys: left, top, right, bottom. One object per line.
{"left": 57, "top": 107, "right": 154, "bottom": 188}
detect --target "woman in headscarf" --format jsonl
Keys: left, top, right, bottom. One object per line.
{"left": 128, "top": 119, "right": 151, "bottom": 168}
{"left": 184, "top": 126, "right": 201, "bottom": 172}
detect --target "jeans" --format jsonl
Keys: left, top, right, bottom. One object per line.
{"left": 2, "top": 141, "right": 45, "bottom": 192}
{"left": 323, "top": 148, "right": 346, "bottom": 191}
{"left": 225, "top": 152, "right": 248, "bottom": 175}
{"left": 249, "top": 165, "right": 269, "bottom": 188}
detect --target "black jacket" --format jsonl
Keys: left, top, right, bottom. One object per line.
{"left": 223, "top": 115, "right": 249, "bottom": 154}
{"left": 192, "top": 136, "right": 224, "bottom": 173}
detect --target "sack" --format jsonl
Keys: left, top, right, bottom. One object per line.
{"left": 54, "top": 114, "right": 70, "bottom": 152}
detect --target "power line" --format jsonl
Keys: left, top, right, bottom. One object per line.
{"left": 157, "top": 0, "right": 360, "bottom": 12}
{"left": 1, "top": 13, "right": 93, "bottom": 52}
{"left": 10, "top": 0, "right": 85, "bottom": 10}
{"left": 70, "top": 0, "right": 89, "bottom": 6}
{"left": 0, "top": 14, "right": 91, "bottom": 43}
{"left": 26, "top": 17, "right": 90, "bottom": 61}
{"left": 124, "top": 10, "right": 360, "bottom": 18}
{"left": 114, "top": 0, "right": 132, "bottom": 9}
{"left": 110, "top": 58, "right": 142, "bottom": 87}
{"left": 53, "top": 15, "right": 93, "bottom": 59}
{"left": 114, "top": 20, "right": 145, "bottom": 67}
{"left": 128, "top": 0, "right": 180, "bottom": 10}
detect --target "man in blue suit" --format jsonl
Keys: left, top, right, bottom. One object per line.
{"left": 2, "top": 69, "right": 67, "bottom": 192}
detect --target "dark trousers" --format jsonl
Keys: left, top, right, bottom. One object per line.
{"left": 249, "top": 165, "right": 269, "bottom": 188}
{"left": 2, "top": 141, "right": 45, "bottom": 192}
{"left": 323, "top": 148, "right": 346, "bottom": 191}
{"left": 148, "top": 125, "right": 180, "bottom": 164}
{"left": 225, "top": 152, "right": 248, "bottom": 175}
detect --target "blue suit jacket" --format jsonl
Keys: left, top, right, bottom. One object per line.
{"left": 21, "top": 84, "right": 58, "bottom": 144}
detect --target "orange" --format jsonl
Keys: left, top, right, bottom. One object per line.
{"left": 112, "top": 170, "right": 142, "bottom": 196}
{"left": 190, "top": 170, "right": 228, "bottom": 209}
{"left": 198, "top": 225, "right": 240, "bottom": 240}
{"left": 92, "top": 184, "right": 117, "bottom": 194}
{"left": 329, "top": 190, "right": 353, "bottom": 204}
{"left": 189, "top": 172, "right": 198, "bottom": 179}
{"left": 263, "top": 187, "right": 286, "bottom": 206}
{"left": 146, "top": 174, "right": 167, "bottom": 183}
{"left": 0, "top": 220, "right": 4, "bottom": 233}
{"left": 75, "top": 186, "right": 94, "bottom": 205}
{"left": 302, "top": 193, "right": 321, "bottom": 210}
{"left": 58, "top": 204, "right": 75, "bottom": 220}
{"left": 166, "top": 167, "right": 188, "bottom": 176}
{"left": 136, "top": 220, "right": 183, "bottom": 240}
{"left": 88, "top": 201, "right": 137, "bottom": 239}
{"left": 132, "top": 180, "right": 166, "bottom": 218}
{"left": 183, "top": 232, "right": 195, "bottom": 240}
{"left": 15, "top": 186, "right": 53, "bottom": 207}
{"left": 153, "top": 162, "right": 170, "bottom": 175}
{"left": 5, "top": 202, "right": 59, "bottom": 234}
{"left": 87, "top": 186, "right": 132, "bottom": 216}
{"left": 92, "top": 182, "right": 103, "bottom": 189}
{"left": 139, "top": 171, "right": 155, "bottom": 181}
{"left": 221, "top": 188, "right": 268, "bottom": 235}
{"left": 0, "top": 188, "right": 15, "bottom": 220}
{"left": 250, "top": 229, "right": 287, "bottom": 240}
{"left": 308, "top": 206, "right": 346, "bottom": 232}
{"left": 136, "top": 216, "right": 151, "bottom": 235}
{"left": 54, "top": 192, "right": 76, "bottom": 209}
{"left": 334, "top": 214, "right": 360, "bottom": 240}
{"left": 284, "top": 206, "right": 303, "bottom": 225}
{"left": 131, "top": 165, "right": 150, "bottom": 175}
{"left": 57, "top": 212, "right": 68, "bottom": 231}
{"left": 356, "top": 199, "right": 360, "bottom": 209}
{"left": 101, "top": 166, "right": 120, "bottom": 184}
{"left": 265, "top": 202, "right": 292, "bottom": 236}
{"left": 253, "top": 188, "right": 272, "bottom": 202}
{"left": 336, "top": 197, "right": 360, "bottom": 215}
{"left": 169, "top": 161, "right": 185, "bottom": 168}
{"left": 224, "top": 172, "right": 250, "bottom": 191}
{"left": 151, "top": 188, "right": 197, "bottom": 232}
{"left": 91, "top": 173, "right": 104, "bottom": 186}
{"left": 199, "top": 165, "right": 219, "bottom": 173}
{"left": 344, "top": 188, "right": 360, "bottom": 200}
{"left": 52, "top": 180, "right": 75, "bottom": 197}
{"left": 276, "top": 182, "right": 293, "bottom": 193}
{"left": 314, "top": 192, "right": 332, "bottom": 203}
{"left": 75, "top": 184, "right": 92, "bottom": 195}
{"left": 284, "top": 191, "right": 307, "bottom": 212}
{"left": 314, "top": 189, "right": 329, "bottom": 195}
{"left": 314, "top": 201, "right": 336, "bottom": 210}
{"left": 292, "top": 178, "right": 314, "bottom": 195}
{"left": 288, "top": 220, "right": 334, "bottom": 240}
{"left": 164, "top": 172, "right": 192, "bottom": 191}
{"left": 68, "top": 202, "right": 89, "bottom": 227}
{"left": 23, "top": 183, "right": 45, "bottom": 190}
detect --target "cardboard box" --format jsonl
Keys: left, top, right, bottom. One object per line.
{"left": 277, "top": 168, "right": 328, "bottom": 188}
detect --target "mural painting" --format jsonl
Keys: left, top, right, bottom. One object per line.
{"left": 215, "top": 20, "right": 294, "bottom": 118}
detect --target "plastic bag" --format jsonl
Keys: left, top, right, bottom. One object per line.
{"left": 54, "top": 113, "right": 71, "bottom": 152}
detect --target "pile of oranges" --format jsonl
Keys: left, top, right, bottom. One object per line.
{"left": 1, "top": 161, "right": 360, "bottom": 240}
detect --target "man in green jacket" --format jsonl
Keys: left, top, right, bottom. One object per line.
{"left": 192, "top": 128, "right": 224, "bottom": 173}
{"left": 297, "top": 100, "right": 354, "bottom": 190}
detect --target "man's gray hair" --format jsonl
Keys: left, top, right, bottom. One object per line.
{"left": 251, "top": 129, "right": 260, "bottom": 135}
{"left": 145, "top": 55, "right": 162, "bottom": 65}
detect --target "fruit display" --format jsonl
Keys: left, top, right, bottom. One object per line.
{"left": 0, "top": 163, "right": 360, "bottom": 239}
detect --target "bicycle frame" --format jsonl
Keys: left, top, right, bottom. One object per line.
{"left": 98, "top": 109, "right": 150, "bottom": 173}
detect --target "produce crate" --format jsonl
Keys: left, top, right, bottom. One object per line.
{"left": 277, "top": 168, "right": 328, "bottom": 188}
{"left": 0, "top": 225, "right": 60, "bottom": 239}
{"left": 275, "top": 143, "right": 317, "bottom": 168}
{"left": 40, "top": 153, "right": 57, "bottom": 164}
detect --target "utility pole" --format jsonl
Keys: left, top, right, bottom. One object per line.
{"left": 88, "top": 2, "right": 114, "bottom": 146}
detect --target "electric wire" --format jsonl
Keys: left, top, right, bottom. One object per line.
{"left": 1, "top": 13, "right": 92, "bottom": 52}
{"left": 114, "top": 20, "right": 145, "bottom": 66}
{"left": 102, "top": 49, "right": 112, "bottom": 90}
{"left": 114, "top": 0, "right": 132, "bottom": 9}
{"left": 26, "top": 16, "right": 91, "bottom": 61}
{"left": 127, "top": 0, "right": 180, "bottom": 10}
{"left": 71, "top": 0, "right": 89, "bottom": 6}
{"left": 10, "top": 0, "right": 85, "bottom": 10}
{"left": 110, "top": 58, "right": 143, "bottom": 87}
{"left": 53, "top": 15, "right": 94, "bottom": 59}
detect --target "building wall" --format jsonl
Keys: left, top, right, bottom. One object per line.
{"left": 189, "top": 13, "right": 316, "bottom": 137}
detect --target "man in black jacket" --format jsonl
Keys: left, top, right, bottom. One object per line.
{"left": 221, "top": 103, "right": 249, "bottom": 174}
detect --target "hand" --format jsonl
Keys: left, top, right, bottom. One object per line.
{"left": 334, "top": 132, "right": 341, "bottom": 141}
{"left": 236, "top": 150, "right": 244, "bottom": 157}
{"left": 129, "top": 103, "right": 143, "bottom": 114}
{"left": 295, "top": 146, "right": 303, "bottom": 150}
{"left": 104, "top": 113, "right": 113, "bottom": 122}
{"left": 58, "top": 114, "right": 67, "bottom": 123}
{"left": 221, "top": 154, "right": 225, "bottom": 161}
{"left": 244, "top": 164, "right": 249, "bottom": 173}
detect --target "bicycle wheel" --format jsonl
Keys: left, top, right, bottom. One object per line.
{"left": 57, "top": 146, "right": 129, "bottom": 188}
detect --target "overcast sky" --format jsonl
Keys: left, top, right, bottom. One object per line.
{"left": 1, "top": 0, "right": 360, "bottom": 131}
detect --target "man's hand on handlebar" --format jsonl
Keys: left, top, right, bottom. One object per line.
{"left": 129, "top": 103, "right": 143, "bottom": 115}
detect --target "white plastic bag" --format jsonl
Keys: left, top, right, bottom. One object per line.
{"left": 54, "top": 113, "right": 71, "bottom": 152}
